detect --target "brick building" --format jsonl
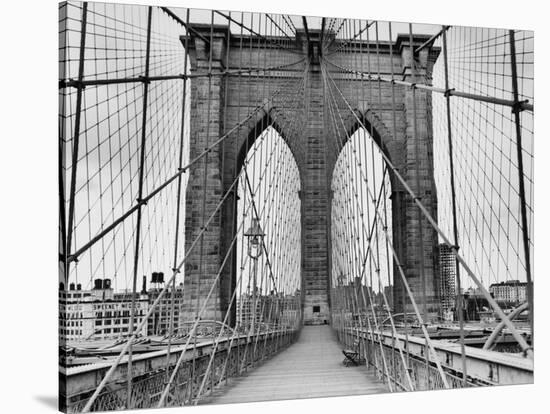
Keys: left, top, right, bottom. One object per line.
{"left": 59, "top": 279, "right": 148, "bottom": 343}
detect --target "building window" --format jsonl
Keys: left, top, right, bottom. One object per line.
{"left": 313, "top": 306, "right": 320, "bottom": 313}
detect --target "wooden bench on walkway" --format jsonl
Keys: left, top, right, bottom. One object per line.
{"left": 342, "top": 338, "right": 365, "bottom": 366}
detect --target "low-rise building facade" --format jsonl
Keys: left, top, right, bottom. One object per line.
{"left": 59, "top": 279, "right": 148, "bottom": 343}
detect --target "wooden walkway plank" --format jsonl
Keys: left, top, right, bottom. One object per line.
{"left": 203, "top": 326, "right": 389, "bottom": 405}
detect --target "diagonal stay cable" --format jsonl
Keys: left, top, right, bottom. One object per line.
{"left": 322, "top": 57, "right": 452, "bottom": 386}
{"left": 81, "top": 150, "right": 248, "bottom": 412}
{"left": 159, "top": 73, "right": 308, "bottom": 407}
{"left": 322, "top": 56, "right": 533, "bottom": 358}
{"left": 322, "top": 64, "right": 398, "bottom": 390}
{"left": 161, "top": 196, "right": 255, "bottom": 407}
{"left": 324, "top": 20, "right": 375, "bottom": 56}
{"left": 193, "top": 132, "right": 303, "bottom": 403}
{"left": 81, "top": 64, "right": 308, "bottom": 411}
{"left": 66, "top": 66, "right": 308, "bottom": 264}
{"left": 214, "top": 10, "right": 303, "bottom": 55}
{"left": 266, "top": 13, "right": 294, "bottom": 42}
{"left": 328, "top": 104, "right": 414, "bottom": 391}
{"left": 323, "top": 57, "right": 533, "bottom": 112}
{"left": 78, "top": 114, "right": 299, "bottom": 410}
{"left": 213, "top": 75, "right": 308, "bottom": 384}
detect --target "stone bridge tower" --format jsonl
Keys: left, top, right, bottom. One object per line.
{"left": 180, "top": 24, "right": 441, "bottom": 326}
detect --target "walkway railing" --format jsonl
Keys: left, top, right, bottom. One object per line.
{"left": 338, "top": 325, "right": 533, "bottom": 392}
{"left": 63, "top": 327, "right": 300, "bottom": 412}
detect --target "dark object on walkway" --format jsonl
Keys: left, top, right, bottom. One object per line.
{"left": 342, "top": 338, "right": 365, "bottom": 366}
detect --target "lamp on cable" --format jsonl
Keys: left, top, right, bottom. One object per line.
{"left": 337, "top": 272, "right": 345, "bottom": 287}
{"left": 244, "top": 218, "right": 265, "bottom": 259}
{"left": 244, "top": 218, "right": 265, "bottom": 333}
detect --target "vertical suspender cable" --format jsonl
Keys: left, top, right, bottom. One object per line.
{"left": 65, "top": 2, "right": 88, "bottom": 285}
{"left": 441, "top": 26, "right": 467, "bottom": 386}
{"left": 509, "top": 30, "right": 533, "bottom": 343}
{"left": 127, "top": 6, "right": 153, "bottom": 409}
{"left": 165, "top": 7, "right": 190, "bottom": 383}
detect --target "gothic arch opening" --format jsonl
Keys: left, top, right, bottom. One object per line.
{"left": 330, "top": 126, "right": 394, "bottom": 330}
{"left": 222, "top": 126, "right": 302, "bottom": 329}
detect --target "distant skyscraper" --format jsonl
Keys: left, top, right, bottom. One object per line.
{"left": 438, "top": 244, "right": 457, "bottom": 318}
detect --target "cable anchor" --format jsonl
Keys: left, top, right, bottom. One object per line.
{"left": 444, "top": 88, "right": 455, "bottom": 98}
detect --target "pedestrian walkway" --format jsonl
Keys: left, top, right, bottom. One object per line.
{"left": 205, "top": 325, "right": 389, "bottom": 405}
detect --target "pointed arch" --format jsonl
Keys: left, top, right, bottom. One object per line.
{"left": 235, "top": 107, "right": 305, "bottom": 184}
{"left": 219, "top": 113, "right": 303, "bottom": 327}
{"left": 328, "top": 108, "right": 400, "bottom": 192}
